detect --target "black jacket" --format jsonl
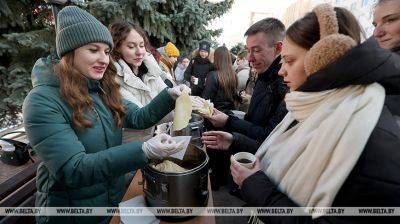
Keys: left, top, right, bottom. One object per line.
{"left": 241, "top": 37, "right": 400, "bottom": 224}
{"left": 202, "top": 70, "right": 236, "bottom": 114}
{"left": 225, "top": 56, "right": 288, "bottom": 153}
{"left": 393, "top": 46, "right": 400, "bottom": 55}
{"left": 184, "top": 56, "right": 215, "bottom": 96}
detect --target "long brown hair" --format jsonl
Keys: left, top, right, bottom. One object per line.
{"left": 286, "top": 7, "right": 364, "bottom": 50}
{"left": 213, "top": 46, "right": 238, "bottom": 102}
{"left": 108, "top": 21, "right": 150, "bottom": 61}
{"left": 55, "top": 52, "right": 126, "bottom": 128}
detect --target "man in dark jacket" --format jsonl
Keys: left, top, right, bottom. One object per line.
{"left": 202, "top": 18, "right": 288, "bottom": 154}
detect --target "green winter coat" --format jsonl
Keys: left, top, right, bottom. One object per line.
{"left": 22, "top": 56, "right": 175, "bottom": 224}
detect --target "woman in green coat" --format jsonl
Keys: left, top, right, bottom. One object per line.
{"left": 22, "top": 6, "right": 187, "bottom": 224}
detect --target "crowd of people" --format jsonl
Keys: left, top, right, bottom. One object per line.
{"left": 21, "top": 0, "right": 400, "bottom": 223}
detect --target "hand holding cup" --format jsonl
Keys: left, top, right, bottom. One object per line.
{"left": 233, "top": 152, "right": 256, "bottom": 169}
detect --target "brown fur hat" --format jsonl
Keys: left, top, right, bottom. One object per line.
{"left": 304, "top": 4, "right": 357, "bottom": 75}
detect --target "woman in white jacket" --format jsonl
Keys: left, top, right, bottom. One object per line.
{"left": 109, "top": 21, "right": 173, "bottom": 142}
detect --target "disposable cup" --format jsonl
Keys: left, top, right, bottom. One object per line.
{"left": 193, "top": 77, "right": 199, "bottom": 85}
{"left": 233, "top": 152, "right": 256, "bottom": 169}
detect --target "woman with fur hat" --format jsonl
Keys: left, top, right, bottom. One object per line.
{"left": 109, "top": 21, "right": 174, "bottom": 143}
{"left": 231, "top": 4, "right": 400, "bottom": 223}
{"left": 23, "top": 6, "right": 187, "bottom": 224}
{"left": 184, "top": 40, "right": 215, "bottom": 96}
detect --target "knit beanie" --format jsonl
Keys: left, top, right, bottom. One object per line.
{"left": 164, "top": 42, "right": 180, "bottom": 57}
{"left": 199, "top": 41, "right": 211, "bottom": 53}
{"left": 56, "top": 6, "right": 114, "bottom": 58}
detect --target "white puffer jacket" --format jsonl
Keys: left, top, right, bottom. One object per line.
{"left": 115, "top": 52, "right": 173, "bottom": 142}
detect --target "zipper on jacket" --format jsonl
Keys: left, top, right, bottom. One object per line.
{"left": 90, "top": 106, "right": 100, "bottom": 120}
{"left": 87, "top": 101, "right": 100, "bottom": 121}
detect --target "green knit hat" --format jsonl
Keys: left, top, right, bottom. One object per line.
{"left": 56, "top": 6, "right": 113, "bottom": 58}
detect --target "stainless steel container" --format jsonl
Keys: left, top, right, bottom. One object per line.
{"left": 141, "top": 144, "right": 209, "bottom": 221}
{"left": 171, "top": 113, "right": 204, "bottom": 147}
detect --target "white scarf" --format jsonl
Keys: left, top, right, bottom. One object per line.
{"left": 256, "top": 83, "right": 385, "bottom": 215}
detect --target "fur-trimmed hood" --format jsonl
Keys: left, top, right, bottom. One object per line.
{"left": 31, "top": 55, "right": 60, "bottom": 88}
{"left": 298, "top": 37, "right": 400, "bottom": 94}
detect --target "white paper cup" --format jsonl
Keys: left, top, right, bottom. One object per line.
{"left": 233, "top": 152, "right": 256, "bottom": 169}
{"left": 193, "top": 77, "right": 199, "bottom": 85}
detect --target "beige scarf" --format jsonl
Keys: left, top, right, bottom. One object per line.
{"left": 256, "top": 83, "right": 385, "bottom": 215}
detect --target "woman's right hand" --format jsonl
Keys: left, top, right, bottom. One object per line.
{"left": 142, "top": 133, "right": 182, "bottom": 159}
{"left": 201, "top": 108, "right": 229, "bottom": 128}
{"left": 201, "top": 131, "right": 233, "bottom": 150}
{"left": 167, "top": 84, "right": 191, "bottom": 100}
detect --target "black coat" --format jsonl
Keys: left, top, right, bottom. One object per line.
{"left": 225, "top": 56, "right": 288, "bottom": 152}
{"left": 184, "top": 56, "right": 215, "bottom": 96}
{"left": 241, "top": 37, "right": 400, "bottom": 224}
{"left": 202, "top": 70, "right": 236, "bottom": 114}
{"left": 393, "top": 46, "right": 400, "bottom": 55}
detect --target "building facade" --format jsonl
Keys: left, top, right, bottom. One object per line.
{"left": 282, "top": 0, "right": 378, "bottom": 37}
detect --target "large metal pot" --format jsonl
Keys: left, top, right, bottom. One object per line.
{"left": 141, "top": 144, "right": 209, "bottom": 221}
{"left": 171, "top": 113, "right": 204, "bottom": 147}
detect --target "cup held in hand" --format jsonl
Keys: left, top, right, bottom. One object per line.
{"left": 233, "top": 152, "right": 256, "bottom": 169}
{"left": 193, "top": 77, "right": 199, "bottom": 85}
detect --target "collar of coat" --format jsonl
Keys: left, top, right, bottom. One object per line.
{"left": 115, "top": 59, "right": 154, "bottom": 92}
{"left": 194, "top": 56, "right": 211, "bottom": 65}
{"left": 258, "top": 55, "right": 282, "bottom": 82}
{"left": 392, "top": 46, "right": 400, "bottom": 55}
{"left": 86, "top": 78, "right": 103, "bottom": 93}
{"left": 297, "top": 37, "right": 400, "bottom": 94}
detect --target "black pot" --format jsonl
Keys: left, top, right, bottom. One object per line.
{"left": 0, "top": 138, "right": 33, "bottom": 166}
{"left": 141, "top": 144, "right": 209, "bottom": 221}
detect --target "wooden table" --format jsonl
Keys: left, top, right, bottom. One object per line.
{"left": 110, "top": 171, "right": 215, "bottom": 224}
{"left": 0, "top": 131, "right": 36, "bottom": 185}
{"left": 0, "top": 130, "right": 39, "bottom": 203}
{"left": 0, "top": 129, "right": 38, "bottom": 224}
